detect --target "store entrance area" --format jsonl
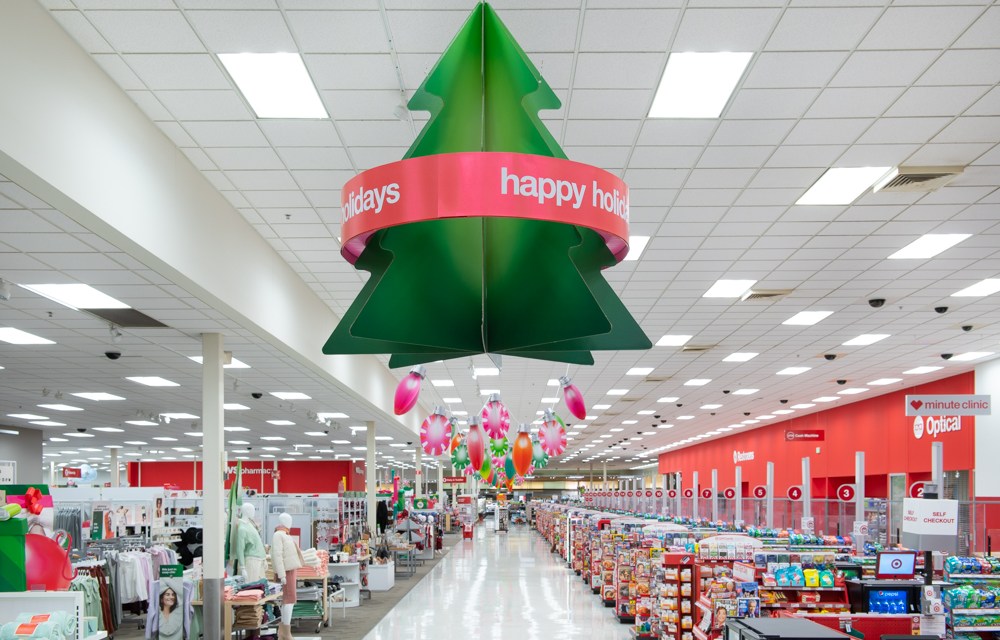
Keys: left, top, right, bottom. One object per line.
{"left": 364, "top": 524, "right": 632, "bottom": 640}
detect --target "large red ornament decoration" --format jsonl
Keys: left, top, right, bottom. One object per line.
{"left": 480, "top": 393, "right": 511, "bottom": 439}
{"left": 419, "top": 406, "right": 452, "bottom": 456}
{"left": 538, "top": 408, "right": 567, "bottom": 456}
{"left": 466, "top": 416, "right": 486, "bottom": 472}
{"left": 393, "top": 365, "right": 426, "bottom": 415}
{"left": 511, "top": 423, "right": 533, "bottom": 478}
{"left": 560, "top": 376, "right": 587, "bottom": 420}
{"left": 25, "top": 533, "right": 73, "bottom": 590}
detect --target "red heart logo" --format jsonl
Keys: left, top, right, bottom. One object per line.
{"left": 911, "top": 400, "right": 923, "bottom": 410}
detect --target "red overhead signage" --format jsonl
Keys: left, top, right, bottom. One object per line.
{"left": 61, "top": 467, "right": 81, "bottom": 478}
{"left": 443, "top": 476, "right": 467, "bottom": 484}
{"left": 785, "top": 430, "right": 825, "bottom": 441}
{"left": 682, "top": 488, "right": 693, "bottom": 498}
{"left": 701, "top": 488, "right": 714, "bottom": 499}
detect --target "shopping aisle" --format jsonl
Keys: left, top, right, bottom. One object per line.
{"left": 361, "top": 524, "right": 632, "bottom": 640}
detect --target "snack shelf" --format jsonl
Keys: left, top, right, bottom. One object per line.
{"left": 949, "top": 608, "right": 1000, "bottom": 614}
{"left": 948, "top": 574, "right": 1000, "bottom": 580}
{"left": 759, "top": 587, "right": 844, "bottom": 592}
{"left": 761, "top": 602, "right": 850, "bottom": 609}
{"left": 954, "top": 626, "right": 1000, "bottom": 632}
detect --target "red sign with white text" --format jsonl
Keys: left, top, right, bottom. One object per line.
{"left": 701, "top": 488, "right": 714, "bottom": 499}
{"left": 787, "top": 486, "right": 803, "bottom": 501}
{"left": 443, "top": 476, "right": 466, "bottom": 484}
{"left": 785, "top": 430, "right": 825, "bottom": 441}
{"left": 837, "top": 484, "right": 856, "bottom": 502}
{"left": 753, "top": 485, "right": 767, "bottom": 499}
{"left": 682, "top": 488, "right": 693, "bottom": 498}
{"left": 62, "top": 467, "right": 82, "bottom": 478}
{"left": 340, "top": 152, "right": 631, "bottom": 265}
{"left": 723, "top": 487, "right": 736, "bottom": 499}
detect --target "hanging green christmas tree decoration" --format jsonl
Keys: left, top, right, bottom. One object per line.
{"left": 323, "top": 2, "right": 649, "bottom": 367}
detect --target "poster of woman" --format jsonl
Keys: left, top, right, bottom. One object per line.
{"left": 153, "top": 579, "right": 184, "bottom": 640}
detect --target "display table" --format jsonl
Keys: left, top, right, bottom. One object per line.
{"left": 391, "top": 546, "right": 417, "bottom": 577}
{"left": 193, "top": 592, "right": 279, "bottom": 640}
{"left": 328, "top": 562, "right": 362, "bottom": 608}
{"left": 369, "top": 562, "right": 395, "bottom": 591}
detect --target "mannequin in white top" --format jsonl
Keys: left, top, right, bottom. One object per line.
{"left": 235, "top": 503, "right": 267, "bottom": 581}
{"left": 271, "top": 512, "right": 304, "bottom": 640}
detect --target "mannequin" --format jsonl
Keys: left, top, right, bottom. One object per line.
{"left": 271, "top": 513, "right": 304, "bottom": 640}
{"left": 235, "top": 503, "right": 266, "bottom": 581}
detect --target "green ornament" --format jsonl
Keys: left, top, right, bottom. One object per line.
{"left": 504, "top": 453, "right": 516, "bottom": 480}
{"left": 532, "top": 440, "right": 549, "bottom": 469}
{"left": 451, "top": 443, "right": 471, "bottom": 470}
{"left": 489, "top": 437, "right": 509, "bottom": 457}
{"left": 478, "top": 455, "right": 492, "bottom": 482}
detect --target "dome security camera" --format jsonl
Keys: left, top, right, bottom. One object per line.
{"left": 251, "top": 392, "right": 263, "bottom": 399}
{"left": 780, "top": 399, "right": 788, "bottom": 404}
{"left": 76, "top": 427, "right": 87, "bottom": 433}
{"left": 824, "top": 354, "right": 837, "bottom": 361}
{"left": 837, "top": 379, "right": 847, "bottom": 385}
{"left": 962, "top": 325, "right": 973, "bottom": 332}
{"left": 105, "top": 351, "right": 121, "bottom": 360}
{"left": 941, "top": 353, "right": 953, "bottom": 360}
{"left": 868, "top": 298, "right": 885, "bottom": 308}
{"left": 935, "top": 306, "right": 948, "bottom": 314}
{"left": 676, "top": 403, "right": 683, "bottom": 408}
{"left": 743, "top": 412, "right": 750, "bottom": 416}
{"left": 653, "top": 414, "right": 661, "bottom": 419}
{"left": 407, "top": 441, "right": 413, "bottom": 445}
{"left": 723, "top": 390, "right": 731, "bottom": 394}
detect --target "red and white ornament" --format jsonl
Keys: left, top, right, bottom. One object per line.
{"left": 419, "top": 406, "right": 452, "bottom": 456}
{"left": 511, "top": 423, "right": 533, "bottom": 478}
{"left": 466, "top": 416, "right": 486, "bottom": 471}
{"left": 480, "top": 393, "right": 511, "bottom": 439}
{"left": 538, "top": 408, "right": 567, "bottom": 456}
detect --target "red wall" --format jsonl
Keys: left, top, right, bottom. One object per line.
{"left": 127, "top": 460, "right": 366, "bottom": 493}
{"left": 657, "top": 372, "right": 976, "bottom": 497}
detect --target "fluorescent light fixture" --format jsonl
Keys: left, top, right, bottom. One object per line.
{"left": 843, "top": 334, "right": 890, "bottom": 346}
{"left": 704, "top": 279, "right": 757, "bottom": 298}
{"left": 904, "top": 366, "right": 942, "bottom": 375}
{"left": 63, "top": 432, "right": 94, "bottom": 438}
{"left": 723, "top": 352, "right": 757, "bottom": 362}
{"left": 267, "top": 420, "right": 296, "bottom": 426}
{"left": 677, "top": 415, "right": 695, "bottom": 420}
{"left": 93, "top": 427, "right": 124, "bottom": 432}
{"left": 8, "top": 414, "right": 48, "bottom": 420}
{"left": 952, "top": 278, "right": 1000, "bottom": 297}
{"left": 71, "top": 392, "right": 125, "bottom": 401}
{"left": 48, "top": 437, "right": 68, "bottom": 442}
{"left": 624, "top": 235, "right": 650, "bottom": 261}
{"left": 684, "top": 379, "right": 711, "bottom": 386}
{"left": 0, "top": 328, "right": 55, "bottom": 345}
{"left": 271, "top": 391, "right": 311, "bottom": 400}
{"left": 304, "top": 432, "right": 326, "bottom": 437}
{"left": 868, "top": 378, "right": 901, "bottom": 386}
{"left": 478, "top": 389, "right": 499, "bottom": 396}
{"left": 184, "top": 432, "right": 203, "bottom": 437}
{"left": 317, "top": 412, "right": 348, "bottom": 420}
{"left": 224, "top": 403, "right": 250, "bottom": 411}
{"left": 474, "top": 367, "right": 499, "bottom": 376}
{"left": 352, "top": 446, "right": 367, "bottom": 451}
{"left": 638, "top": 410, "right": 655, "bottom": 415}
{"left": 649, "top": 52, "right": 752, "bottom": 118}
{"left": 950, "top": 351, "right": 995, "bottom": 362}
{"left": 773, "top": 409, "right": 794, "bottom": 415}
{"left": 627, "top": 367, "right": 654, "bottom": 376}
{"left": 741, "top": 419, "right": 759, "bottom": 425}
{"left": 127, "top": 376, "right": 179, "bottom": 387}
{"left": 442, "top": 397, "right": 462, "bottom": 404}
{"left": 796, "top": 167, "right": 891, "bottom": 205}
{"left": 218, "top": 53, "right": 327, "bottom": 119}
{"left": 31, "top": 421, "right": 66, "bottom": 427}
{"left": 783, "top": 311, "right": 833, "bottom": 326}
{"left": 610, "top": 428, "right": 624, "bottom": 432}
{"left": 388, "top": 443, "right": 406, "bottom": 448}
{"left": 431, "top": 379, "right": 454, "bottom": 387}
{"left": 622, "top": 420, "right": 638, "bottom": 425}
{"left": 375, "top": 435, "right": 393, "bottom": 441}
{"left": 261, "top": 436, "right": 285, "bottom": 441}
{"left": 161, "top": 413, "right": 198, "bottom": 420}
{"left": 189, "top": 355, "right": 251, "bottom": 369}
{"left": 224, "top": 426, "right": 250, "bottom": 432}
{"left": 452, "top": 410, "right": 468, "bottom": 416}
{"left": 813, "top": 396, "right": 841, "bottom": 403}
{"left": 547, "top": 379, "right": 560, "bottom": 386}
{"left": 38, "top": 404, "right": 83, "bottom": 411}
{"left": 888, "top": 233, "right": 971, "bottom": 260}
{"left": 838, "top": 388, "right": 869, "bottom": 395}
{"left": 777, "top": 367, "right": 811, "bottom": 376}
{"left": 125, "top": 420, "right": 158, "bottom": 426}
{"left": 20, "top": 283, "right": 129, "bottom": 310}
{"left": 656, "top": 334, "right": 692, "bottom": 347}
{"left": 700, "top": 404, "right": 722, "bottom": 410}
{"left": 228, "top": 440, "right": 249, "bottom": 445}
{"left": 607, "top": 389, "right": 629, "bottom": 395}
{"left": 732, "top": 388, "right": 759, "bottom": 395}
{"left": 791, "top": 403, "right": 815, "bottom": 409}
{"left": 657, "top": 396, "right": 680, "bottom": 403}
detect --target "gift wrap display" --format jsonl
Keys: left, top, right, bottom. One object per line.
{"left": 0, "top": 485, "right": 73, "bottom": 592}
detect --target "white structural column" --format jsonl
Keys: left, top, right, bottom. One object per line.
{"left": 766, "top": 462, "right": 775, "bottom": 528}
{"left": 201, "top": 333, "right": 225, "bottom": 640}
{"left": 437, "top": 462, "right": 443, "bottom": 504}
{"left": 366, "top": 421, "right": 376, "bottom": 534}
{"left": 734, "top": 466, "right": 742, "bottom": 525}
{"left": 802, "top": 457, "right": 812, "bottom": 520}
{"left": 415, "top": 448, "right": 423, "bottom": 497}
{"left": 110, "top": 448, "right": 119, "bottom": 487}
{"left": 711, "top": 469, "right": 718, "bottom": 521}
{"left": 854, "top": 452, "right": 865, "bottom": 553}
{"left": 49, "top": 461, "right": 55, "bottom": 486}
{"left": 692, "top": 471, "right": 699, "bottom": 520}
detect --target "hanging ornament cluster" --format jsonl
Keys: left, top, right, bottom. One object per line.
{"left": 419, "top": 406, "right": 452, "bottom": 456}
{"left": 393, "top": 365, "right": 426, "bottom": 415}
{"left": 538, "top": 408, "right": 567, "bottom": 456}
{"left": 559, "top": 375, "right": 586, "bottom": 420}
{"left": 511, "top": 423, "right": 533, "bottom": 478}
{"left": 465, "top": 415, "right": 486, "bottom": 471}
{"left": 531, "top": 439, "right": 549, "bottom": 469}
{"left": 451, "top": 442, "right": 470, "bottom": 471}
{"left": 481, "top": 393, "right": 510, "bottom": 438}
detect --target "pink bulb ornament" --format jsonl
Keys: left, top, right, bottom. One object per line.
{"left": 560, "top": 376, "right": 586, "bottom": 420}
{"left": 466, "top": 416, "right": 486, "bottom": 472}
{"left": 480, "top": 393, "right": 511, "bottom": 439}
{"left": 419, "top": 406, "right": 452, "bottom": 456}
{"left": 393, "top": 365, "right": 426, "bottom": 415}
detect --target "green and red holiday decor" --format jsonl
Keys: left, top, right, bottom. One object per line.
{"left": 451, "top": 442, "right": 471, "bottom": 471}
{"left": 538, "top": 408, "right": 567, "bottom": 456}
{"left": 393, "top": 365, "right": 426, "bottom": 415}
{"left": 419, "top": 406, "right": 452, "bottom": 456}
{"left": 449, "top": 427, "right": 464, "bottom": 454}
{"left": 488, "top": 436, "right": 509, "bottom": 459}
{"left": 531, "top": 439, "right": 549, "bottom": 469}
{"left": 323, "top": 2, "right": 650, "bottom": 368}
{"left": 481, "top": 393, "right": 511, "bottom": 438}
{"left": 503, "top": 452, "right": 516, "bottom": 482}
{"left": 478, "top": 456, "right": 492, "bottom": 482}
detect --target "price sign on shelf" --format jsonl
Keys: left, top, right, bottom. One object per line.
{"left": 787, "top": 485, "right": 803, "bottom": 501}
{"left": 753, "top": 485, "right": 767, "bottom": 499}
{"left": 682, "top": 488, "right": 694, "bottom": 498}
{"left": 837, "top": 484, "right": 856, "bottom": 502}
{"left": 733, "top": 562, "right": 756, "bottom": 583}
{"left": 700, "top": 488, "right": 714, "bottom": 499}
{"left": 723, "top": 487, "right": 736, "bottom": 499}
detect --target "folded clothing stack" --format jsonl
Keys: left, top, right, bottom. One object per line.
{"left": 10, "top": 613, "right": 74, "bottom": 639}
{"left": 232, "top": 606, "right": 263, "bottom": 630}
{"left": 0, "top": 621, "right": 65, "bottom": 640}
{"left": 230, "top": 589, "right": 264, "bottom": 602}
{"left": 294, "top": 586, "right": 323, "bottom": 601}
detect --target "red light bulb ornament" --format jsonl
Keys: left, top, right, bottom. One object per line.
{"left": 419, "top": 406, "right": 452, "bottom": 456}
{"left": 481, "top": 393, "right": 510, "bottom": 439}
{"left": 393, "top": 365, "right": 426, "bottom": 415}
{"left": 465, "top": 416, "right": 486, "bottom": 472}
{"left": 560, "top": 376, "right": 586, "bottom": 420}
{"left": 538, "top": 408, "right": 567, "bottom": 457}
{"left": 511, "top": 423, "right": 533, "bottom": 478}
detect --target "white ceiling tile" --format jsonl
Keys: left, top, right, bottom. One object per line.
{"left": 321, "top": 91, "right": 404, "bottom": 121}
{"left": 697, "top": 146, "right": 774, "bottom": 168}
{"left": 784, "top": 118, "right": 873, "bottom": 145}
{"left": 177, "top": 0, "right": 277, "bottom": 7}
{"left": 835, "top": 144, "right": 921, "bottom": 167}
{"left": 916, "top": 50, "right": 1000, "bottom": 86}
{"left": 726, "top": 88, "right": 819, "bottom": 120}
{"left": 734, "top": 188, "right": 804, "bottom": 207}
{"left": 856, "top": 117, "right": 950, "bottom": 145}
{"left": 86, "top": 10, "right": 206, "bottom": 53}
{"left": 155, "top": 122, "right": 197, "bottom": 147}
{"left": 180, "top": 147, "right": 216, "bottom": 171}
{"left": 125, "top": 91, "right": 172, "bottom": 120}
{"left": 50, "top": 10, "right": 114, "bottom": 53}
{"left": 122, "top": 54, "right": 229, "bottom": 90}
{"left": 275, "top": 147, "right": 353, "bottom": 171}
{"left": 336, "top": 120, "right": 414, "bottom": 147}
{"left": 574, "top": 53, "right": 665, "bottom": 89}
{"left": 500, "top": 10, "right": 579, "bottom": 52}
{"left": 886, "top": 86, "right": 989, "bottom": 118}
{"left": 743, "top": 52, "right": 847, "bottom": 88}
{"left": 766, "top": 145, "right": 847, "bottom": 168}
{"left": 830, "top": 50, "right": 938, "bottom": 87}
{"left": 860, "top": 6, "right": 982, "bottom": 51}
{"left": 953, "top": 6, "right": 1000, "bottom": 48}
{"left": 749, "top": 168, "right": 825, "bottom": 189}
{"left": 563, "top": 120, "right": 641, "bottom": 147}
{"left": 224, "top": 171, "right": 298, "bottom": 191}
{"left": 568, "top": 90, "right": 652, "bottom": 119}
{"left": 186, "top": 10, "right": 295, "bottom": 52}
{"left": 711, "top": 120, "right": 795, "bottom": 146}
{"left": 684, "top": 169, "right": 755, "bottom": 190}
{"left": 290, "top": 170, "right": 355, "bottom": 190}
{"left": 565, "top": 146, "right": 632, "bottom": 170}
{"left": 182, "top": 121, "right": 267, "bottom": 147}
{"left": 204, "top": 147, "right": 284, "bottom": 171}
{"left": 155, "top": 90, "right": 253, "bottom": 120}
{"left": 673, "top": 8, "right": 779, "bottom": 51}
{"left": 805, "top": 87, "right": 904, "bottom": 119}
{"left": 932, "top": 117, "right": 1000, "bottom": 145}
{"left": 580, "top": 9, "right": 679, "bottom": 52}
{"left": 306, "top": 54, "right": 399, "bottom": 90}
{"left": 259, "top": 121, "right": 342, "bottom": 147}
{"left": 637, "top": 120, "right": 719, "bottom": 146}
{"left": 766, "top": 7, "right": 881, "bottom": 51}
{"left": 92, "top": 54, "right": 145, "bottom": 90}
{"left": 243, "top": 191, "right": 311, "bottom": 208}
{"left": 200, "top": 171, "right": 236, "bottom": 191}
{"left": 349, "top": 147, "right": 410, "bottom": 170}
{"left": 286, "top": 10, "right": 388, "bottom": 53}
{"left": 965, "top": 87, "right": 1000, "bottom": 117}
{"left": 385, "top": 10, "right": 468, "bottom": 53}
{"left": 623, "top": 168, "right": 688, "bottom": 189}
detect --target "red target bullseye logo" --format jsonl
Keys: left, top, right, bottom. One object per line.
{"left": 890, "top": 558, "right": 904, "bottom": 570}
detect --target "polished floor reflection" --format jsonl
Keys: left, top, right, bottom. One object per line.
{"left": 363, "top": 523, "right": 632, "bottom": 640}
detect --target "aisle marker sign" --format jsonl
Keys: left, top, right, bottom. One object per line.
{"left": 723, "top": 487, "right": 736, "bottom": 499}
{"left": 667, "top": 489, "right": 677, "bottom": 498}
{"left": 837, "top": 484, "right": 856, "bottom": 502}
{"left": 700, "top": 488, "right": 713, "bottom": 499}
{"left": 655, "top": 490, "right": 664, "bottom": 498}
{"left": 682, "top": 488, "right": 694, "bottom": 498}
{"left": 909, "top": 482, "right": 926, "bottom": 499}
{"left": 645, "top": 490, "right": 653, "bottom": 498}
{"left": 787, "top": 485, "right": 803, "bottom": 501}
{"left": 753, "top": 486, "right": 767, "bottom": 499}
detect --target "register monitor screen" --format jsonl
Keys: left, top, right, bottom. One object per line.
{"left": 875, "top": 551, "right": 917, "bottom": 579}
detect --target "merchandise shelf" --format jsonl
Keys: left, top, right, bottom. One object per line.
{"left": 954, "top": 626, "right": 1000, "bottom": 632}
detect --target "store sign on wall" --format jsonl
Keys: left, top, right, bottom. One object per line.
{"left": 911, "top": 415, "right": 962, "bottom": 440}
{"left": 785, "top": 430, "right": 824, "bottom": 441}
{"left": 61, "top": 467, "right": 82, "bottom": 478}
{"left": 733, "top": 450, "right": 755, "bottom": 463}
{"left": 905, "top": 394, "right": 991, "bottom": 416}
{"left": 902, "top": 498, "right": 959, "bottom": 536}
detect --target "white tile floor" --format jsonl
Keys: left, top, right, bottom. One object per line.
{"left": 362, "top": 524, "right": 632, "bottom": 640}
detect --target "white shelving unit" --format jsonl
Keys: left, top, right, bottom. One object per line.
{"left": 0, "top": 591, "right": 92, "bottom": 640}
{"left": 369, "top": 562, "right": 395, "bottom": 591}
{"left": 328, "top": 562, "right": 362, "bottom": 609}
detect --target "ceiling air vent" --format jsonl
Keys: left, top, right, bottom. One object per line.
{"left": 681, "top": 344, "right": 715, "bottom": 353}
{"left": 741, "top": 289, "right": 792, "bottom": 302}
{"left": 872, "top": 166, "right": 963, "bottom": 193}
